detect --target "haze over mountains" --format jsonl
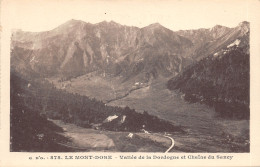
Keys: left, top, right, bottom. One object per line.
{"left": 11, "top": 20, "right": 249, "bottom": 83}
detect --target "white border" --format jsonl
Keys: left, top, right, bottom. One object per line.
{"left": 1, "top": 0, "right": 260, "bottom": 166}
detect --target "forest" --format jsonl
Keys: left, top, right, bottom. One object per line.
{"left": 10, "top": 71, "right": 183, "bottom": 151}
{"left": 167, "top": 43, "right": 249, "bottom": 119}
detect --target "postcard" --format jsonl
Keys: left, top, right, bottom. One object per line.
{"left": 1, "top": 0, "right": 260, "bottom": 166}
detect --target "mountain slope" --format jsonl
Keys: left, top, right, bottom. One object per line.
{"left": 11, "top": 20, "right": 193, "bottom": 81}
{"left": 167, "top": 29, "right": 250, "bottom": 119}
{"left": 177, "top": 21, "right": 249, "bottom": 60}
{"left": 11, "top": 20, "right": 249, "bottom": 83}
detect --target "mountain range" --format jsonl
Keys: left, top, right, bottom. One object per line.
{"left": 11, "top": 20, "right": 249, "bottom": 83}
{"left": 10, "top": 19, "right": 250, "bottom": 152}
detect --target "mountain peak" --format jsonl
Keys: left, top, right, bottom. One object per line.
{"left": 238, "top": 21, "right": 250, "bottom": 29}
{"left": 210, "top": 24, "right": 229, "bottom": 31}
{"left": 65, "top": 19, "right": 87, "bottom": 25}
{"left": 97, "top": 20, "right": 122, "bottom": 27}
{"left": 239, "top": 21, "right": 249, "bottom": 26}
{"left": 146, "top": 22, "right": 164, "bottom": 29}
{"left": 54, "top": 19, "right": 89, "bottom": 32}
{"left": 237, "top": 21, "right": 249, "bottom": 34}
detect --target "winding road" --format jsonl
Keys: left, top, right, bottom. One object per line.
{"left": 164, "top": 135, "right": 175, "bottom": 153}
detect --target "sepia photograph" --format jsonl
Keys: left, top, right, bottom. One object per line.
{"left": 1, "top": 0, "right": 260, "bottom": 166}
{"left": 9, "top": 0, "right": 250, "bottom": 153}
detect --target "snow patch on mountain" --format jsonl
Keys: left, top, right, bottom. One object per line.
{"left": 227, "top": 39, "right": 240, "bottom": 48}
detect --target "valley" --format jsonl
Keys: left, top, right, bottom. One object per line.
{"left": 10, "top": 19, "right": 250, "bottom": 152}
{"left": 49, "top": 74, "right": 249, "bottom": 152}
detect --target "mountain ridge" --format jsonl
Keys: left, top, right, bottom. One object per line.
{"left": 167, "top": 29, "right": 249, "bottom": 119}
{"left": 11, "top": 19, "right": 193, "bottom": 80}
{"left": 11, "top": 20, "right": 249, "bottom": 82}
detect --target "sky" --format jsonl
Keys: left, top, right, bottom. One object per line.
{"left": 2, "top": 0, "right": 251, "bottom": 32}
